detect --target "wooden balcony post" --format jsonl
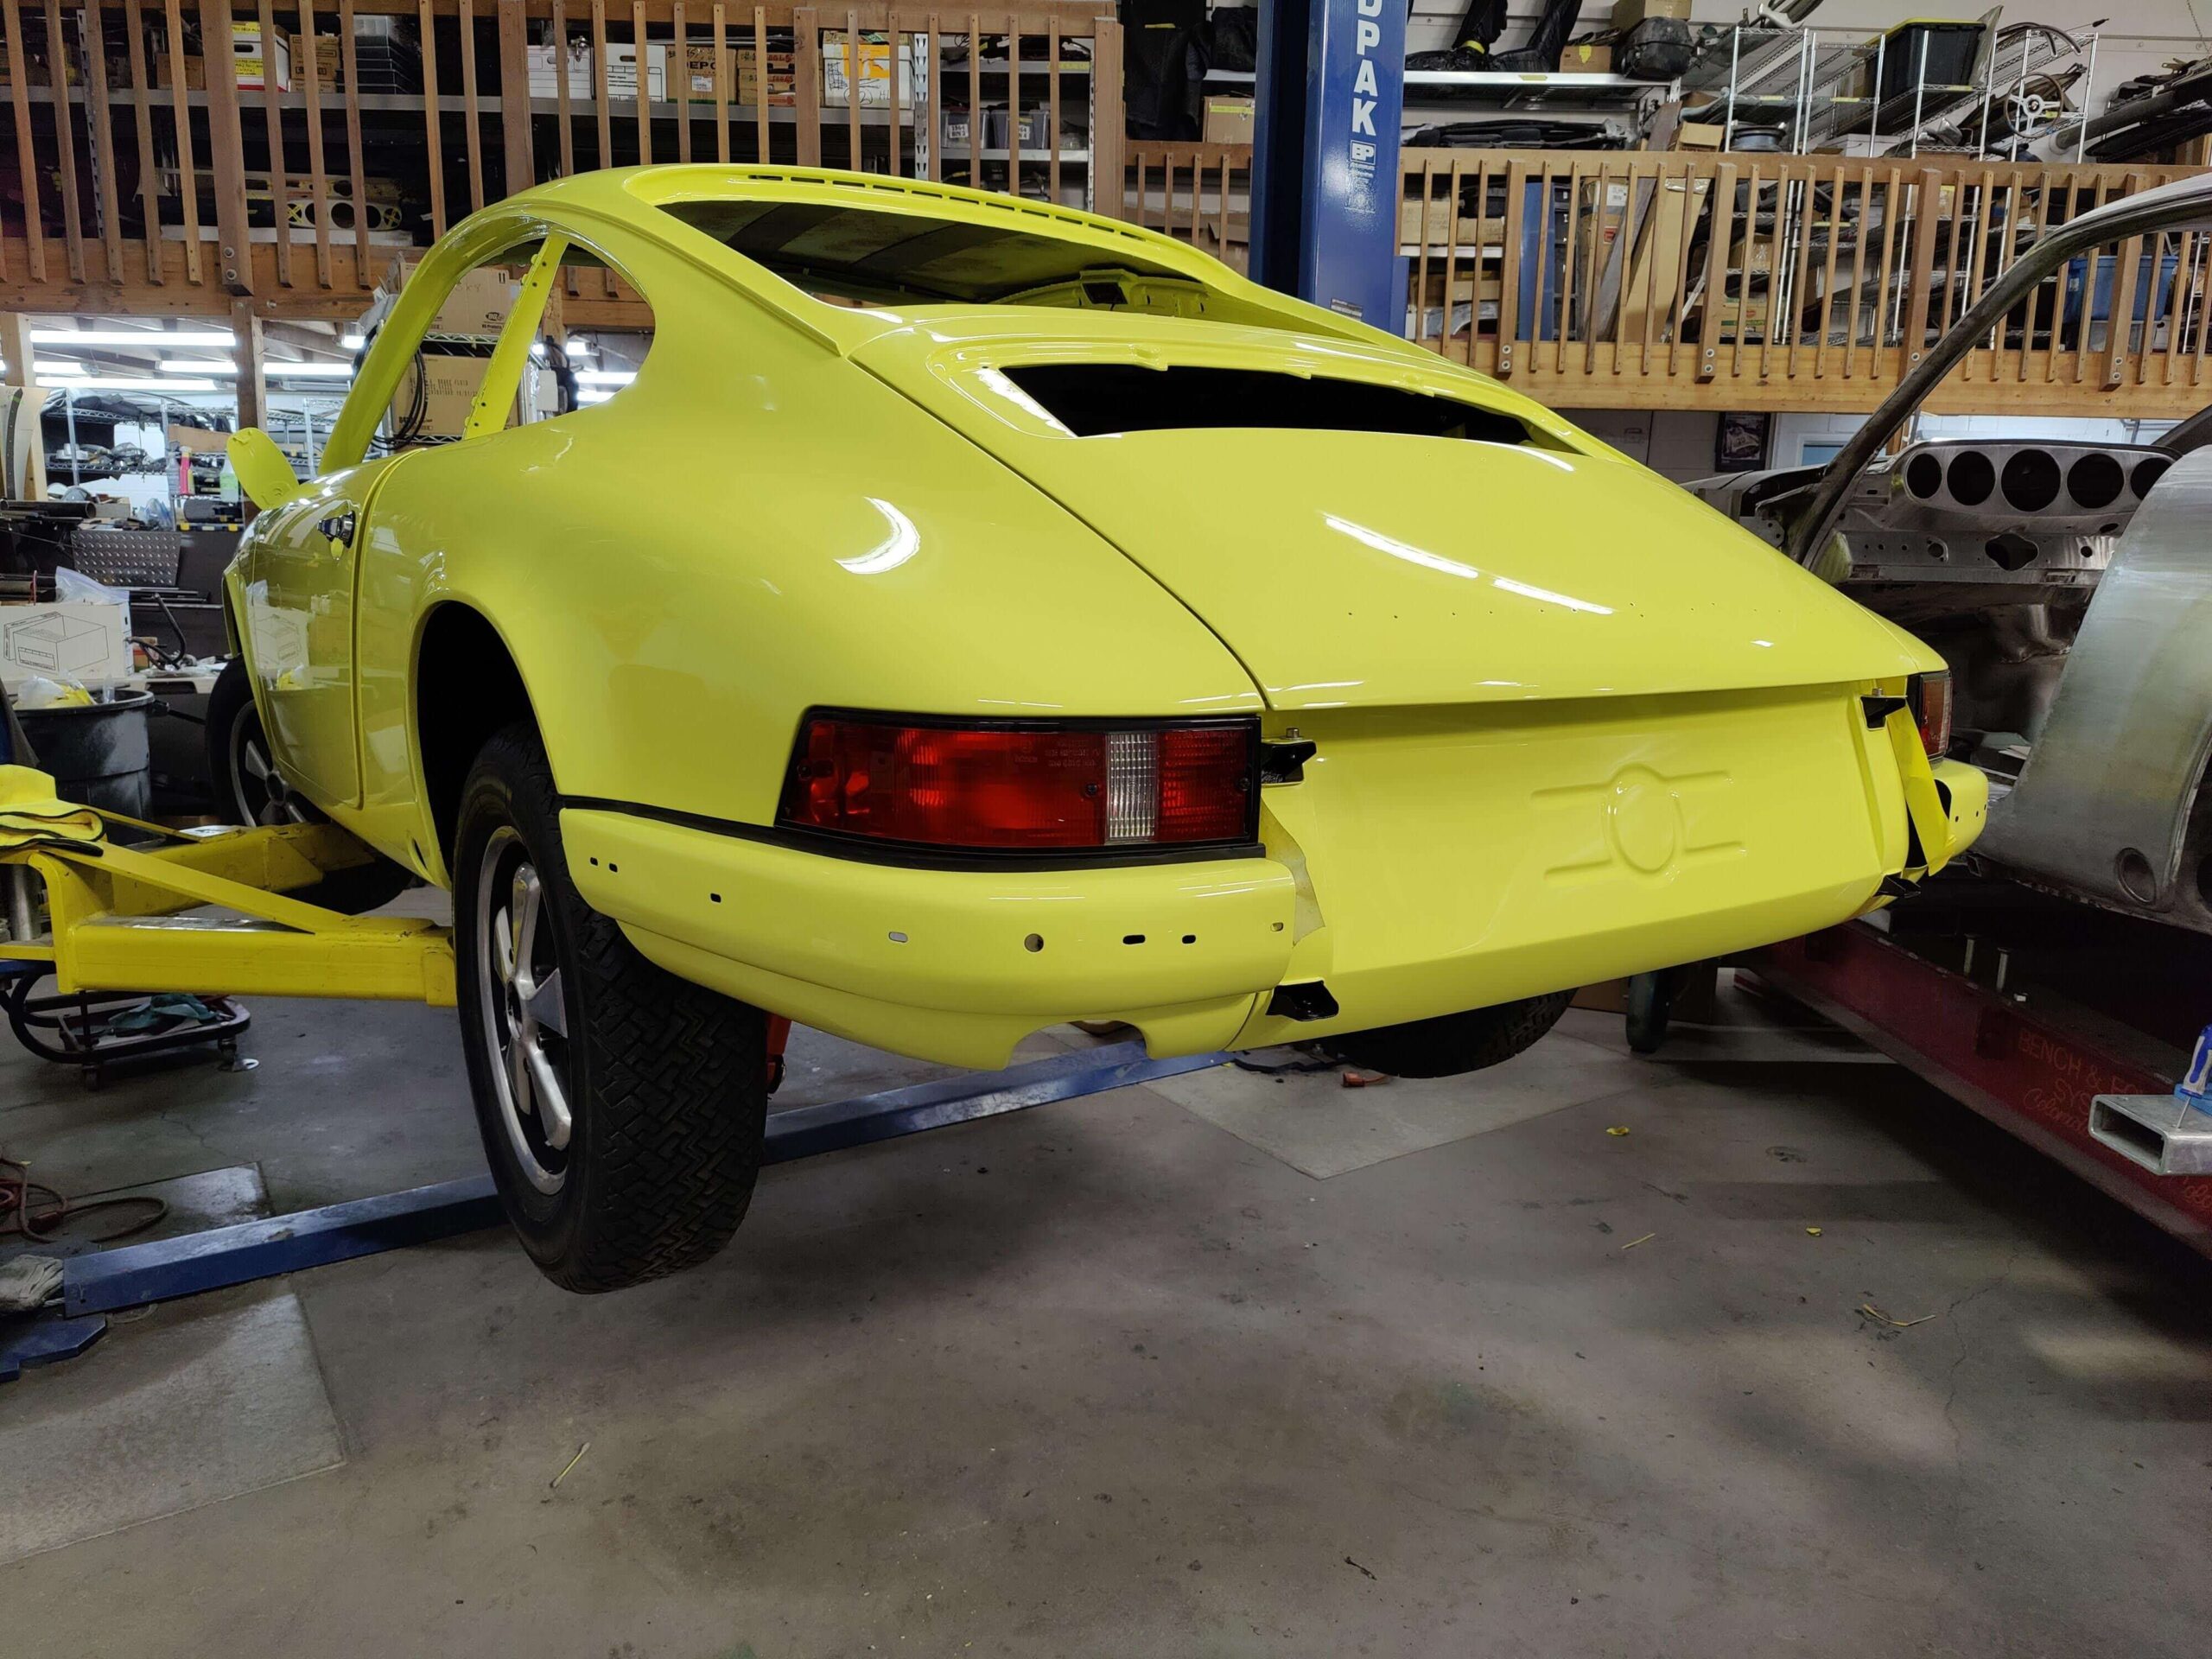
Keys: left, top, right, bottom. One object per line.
{"left": 1092, "top": 19, "right": 1123, "bottom": 217}
{"left": 198, "top": 0, "right": 257, "bottom": 295}
{"left": 498, "top": 0, "right": 537, "bottom": 195}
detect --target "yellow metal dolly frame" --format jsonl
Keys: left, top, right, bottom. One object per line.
{"left": 2, "top": 811, "right": 454, "bottom": 1009}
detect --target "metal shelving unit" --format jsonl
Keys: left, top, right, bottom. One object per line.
{"left": 1688, "top": 21, "right": 2102, "bottom": 158}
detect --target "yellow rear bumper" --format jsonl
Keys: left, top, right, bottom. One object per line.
{"left": 563, "top": 808, "right": 1296, "bottom": 1066}
{"left": 562, "top": 685, "right": 1986, "bottom": 1069}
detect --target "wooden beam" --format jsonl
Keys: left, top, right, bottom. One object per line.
{"left": 232, "top": 301, "right": 268, "bottom": 435}
{"left": 340, "top": 1, "right": 373, "bottom": 284}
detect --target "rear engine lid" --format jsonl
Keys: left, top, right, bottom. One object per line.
{"left": 857, "top": 319, "right": 1938, "bottom": 711}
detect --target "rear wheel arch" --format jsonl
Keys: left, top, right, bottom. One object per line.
{"left": 415, "top": 602, "right": 542, "bottom": 870}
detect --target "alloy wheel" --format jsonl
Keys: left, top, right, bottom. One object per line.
{"left": 475, "top": 825, "right": 574, "bottom": 1195}
{"left": 228, "top": 714, "right": 314, "bottom": 826}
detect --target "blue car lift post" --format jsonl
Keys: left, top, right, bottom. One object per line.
{"left": 3, "top": 1039, "right": 1226, "bottom": 1378}
{"left": 1250, "top": 0, "right": 1409, "bottom": 326}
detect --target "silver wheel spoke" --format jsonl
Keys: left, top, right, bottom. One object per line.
{"left": 510, "top": 867, "right": 543, "bottom": 971}
{"left": 508, "top": 1033, "right": 534, "bottom": 1117}
{"left": 241, "top": 742, "right": 271, "bottom": 783}
{"left": 523, "top": 966, "right": 567, "bottom": 1039}
{"left": 525, "top": 1046, "right": 573, "bottom": 1148}
{"left": 493, "top": 911, "right": 517, "bottom": 988}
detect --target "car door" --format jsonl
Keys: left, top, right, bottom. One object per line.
{"left": 245, "top": 232, "right": 569, "bottom": 810}
{"left": 240, "top": 456, "right": 401, "bottom": 806}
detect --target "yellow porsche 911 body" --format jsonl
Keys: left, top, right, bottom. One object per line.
{"left": 219, "top": 165, "right": 1980, "bottom": 1287}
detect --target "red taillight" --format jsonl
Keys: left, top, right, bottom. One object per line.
{"left": 779, "top": 715, "right": 1255, "bottom": 852}
{"left": 1910, "top": 671, "right": 1954, "bottom": 759}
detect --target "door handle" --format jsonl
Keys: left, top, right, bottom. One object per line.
{"left": 317, "top": 510, "right": 356, "bottom": 548}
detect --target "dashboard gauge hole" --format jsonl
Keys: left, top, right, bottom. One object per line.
{"left": 1904, "top": 453, "right": 1944, "bottom": 499}
{"left": 1946, "top": 449, "right": 1995, "bottom": 506}
{"left": 2067, "top": 453, "right": 2124, "bottom": 510}
{"left": 2001, "top": 449, "right": 2062, "bottom": 512}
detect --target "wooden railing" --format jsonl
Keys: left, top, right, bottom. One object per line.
{"left": 0, "top": 0, "right": 1122, "bottom": 321}
{"left": 1122, "top": 141, "right": 1248, "bottom": 276}
{"left": 1398, "top": 149, "right": 2211, "bottom": 415}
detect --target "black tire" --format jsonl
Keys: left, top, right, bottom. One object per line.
{"left": 453, "top": 721, "right": 767, "bottom": 1292}
{"left": 1319, "top": 990, "right": 1573, "bottom": 1079}
{"left": 205, "top": 658, "right": 414, "bottom": 914}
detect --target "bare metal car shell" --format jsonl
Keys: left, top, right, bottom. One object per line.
{"left": 1736, "top": 174, "right": 2212, "bottom": 931}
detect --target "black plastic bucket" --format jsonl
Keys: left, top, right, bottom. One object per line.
{"left": 16, "top": 689, "right": 156, "bottom": 818}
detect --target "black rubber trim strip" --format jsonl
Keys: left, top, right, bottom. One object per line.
{"left": 561, "top": 795, "right": 1266, "bottom": 874}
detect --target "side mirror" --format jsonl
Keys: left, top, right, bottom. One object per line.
{"left": 227, "top": 428, "right": 302, "bottom": 512}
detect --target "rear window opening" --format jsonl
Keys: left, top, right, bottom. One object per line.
{"left": 659, "top": 198, "right": 1195, "bottom": 307}
{"left": 1001, "top": 365, "right": 1533, "bottom": 443}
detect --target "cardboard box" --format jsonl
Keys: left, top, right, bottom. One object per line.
{"left": 157, "top": 24, "right": 295, "bottom": 91}
{"left": 1561, "top": 41, "right": 1613, "bottom": 73}
{"left": 1678, "top": 119, "right": 1726, "bottom": 149}
{"left": 232, "top": 20, "right": 291, "bottom": 92}
{"left": 382, "top": 255, "right": 520, "bottom": 338}
{"left": 2, "top": 603, "right": 134, "bottom": 687}
{"left": 1202, "top": 93, "right": 1255, "bottom": 144}
{"left": 1618, "top": 172, "right": 1711, "bottom": 340}
{"left": 525, "top": 40, "right": 590, "bottom": 97}
{"left": 1609, "top": 0, "right": 1691, "bottom": 28}
{"left": 1398, "top": 200, "right": 1507, "bottom": 247}
{"left": 821, "top": 32, "right": 918, "bottom": 107}
{"left": 305, "top": 34, "right": 341, "bottom": 92}
{"left": 602, "top": 41, "right": 666, "bottom": 101}
{"left": 735, "top": 45, "right": 797, "bottom": 106}
{"left": 390, "top": 352, "right": 489, "bottom": 442}
{"left": 675, "top": 41, "right": 725, "bottom": 98}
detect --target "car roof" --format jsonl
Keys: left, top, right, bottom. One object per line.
{"left": 511, "top": 164, "right": 1231, "bottom": 306}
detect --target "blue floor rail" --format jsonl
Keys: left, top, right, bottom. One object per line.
{"left": 56, "top": 1040, "right": 1228, "bottom": 1319}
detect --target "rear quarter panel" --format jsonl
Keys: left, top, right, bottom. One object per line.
{"left": 346, "top": 230, "right": 1261, "bottom": 880}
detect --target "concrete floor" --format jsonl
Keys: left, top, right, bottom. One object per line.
{"left": 4, "top": 971, "right": 2211, "bottom": 1656}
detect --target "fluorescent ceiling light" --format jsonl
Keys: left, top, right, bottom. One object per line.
{"left": 575, "top": 387, "right": 617, "bottom": 404}
{"left": 575, "top": 368, "right": 635, "bottom": 385}
{"left": 268, "top": 361, "right": 354, "bottom": 378}
{"left": 32, "top": 327, "right": 235, "bottom": 347}
{"left": 161, "top": 359, "right": 238, "bottom": 375}
{"left": 48, "top": 375, "right": 219, "bottom": 392}
{"left": 565, "top": 336, "right": 596, "bottom": 354}
{"left": 340, "top": 334, "right": 366, "bottom": 349}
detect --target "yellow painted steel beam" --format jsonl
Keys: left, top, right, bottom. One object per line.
{"left": 3, "top": 821, "right": 456, "bottom": 1007}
